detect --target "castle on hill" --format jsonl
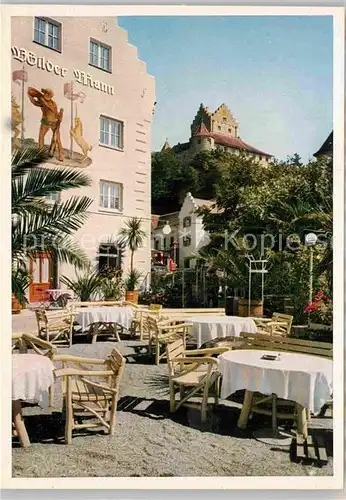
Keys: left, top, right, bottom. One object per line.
{"left": 161, "top": 103, "right": 272, "bottom": 165}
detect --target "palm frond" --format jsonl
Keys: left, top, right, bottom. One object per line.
{"left": 11, "top": 147, "right": 50, "bottom": 178}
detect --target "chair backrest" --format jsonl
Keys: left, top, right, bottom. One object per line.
{"left": 35, "top": 308, "right": 48, "bottom": 333}
{"left": 240, "top": 332, "right": 333, "bottom": 358}
{"left": 105, "top": 348, "right": 126, "bottom": 390}
{"left": 122, "top": 301, "right": 140, "bottom": 309}
{"left": 146, "top": 314, "right": 160, "bottom": 339}
{"left": 166, "top": 338, "right": 186, "bottom": 376}
{"left": 272, "top": 312, "right": 293, "bottom": 335}
{"left": 149, "top": 304, "right": 163, "bottom": 311}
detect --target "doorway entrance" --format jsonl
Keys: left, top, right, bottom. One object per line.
{"left": 29, "top": 253, "right": 55, "bottom": 303}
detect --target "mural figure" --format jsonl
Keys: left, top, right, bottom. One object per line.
{"left": 11, "top": 95, "right": 23, "bottom": 145}
{"left": 27, "top": 87, "right": 64, "bottom": 162}
{"left": 70, "top": 113, "right": 92, "bottom": 161}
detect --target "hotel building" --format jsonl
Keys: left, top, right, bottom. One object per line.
{"left": 11, "top": 16, "right": 155, "bottom": 302}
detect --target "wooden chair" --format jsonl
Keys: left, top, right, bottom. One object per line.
{"left": 146, "top": 315, "right": 193, "bottom": 365}
{"left": 12, "top": 332, "right": 57, "bottom": 357}
{"left": 166, "top": 338, "right": 230, "bottom": 422}
{"left": 53, "top": 348, "right": 126, "bottom": 444}
{"left": 130, "top": 305, "right": 163, "bottom": 339}
{"left": 236, "top": 332, "right": 333, "bottom": 436}
{"left": 35, "top": 306, "right": 76, "bottom": 347}
{"left": 253, "top": 312, "right": 293, "bottom": 337}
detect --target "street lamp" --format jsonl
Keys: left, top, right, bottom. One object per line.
{"left": 305, "top": 232, "right": 318, "bottom": 327}
{"left": 162, "top": 221, "right": 171, "bottom": 235}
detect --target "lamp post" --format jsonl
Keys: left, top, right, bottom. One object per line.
{"left": 305, "top": 232, "right": 318, "bottom": 327}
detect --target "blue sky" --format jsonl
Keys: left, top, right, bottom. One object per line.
{"left": 118, "top": 16, "right": 333, "bottom": 162}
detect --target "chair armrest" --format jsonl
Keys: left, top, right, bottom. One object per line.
{"left": 22, "top": 333, "right": 57, "bottom": 355}
{"left": 159, "top": 323, "right": 193, "bottom": 332}
{"left": 52, "top": 354, "right": 105, "bottom": 364}
{"left": 54, "top": 367, "right": 113, "bottom": 377}
{"left": 186, "top": 347, "right": 231, "bottom": 356}
{"left": 172, "top": 356, "right": 219, "bottom": 365}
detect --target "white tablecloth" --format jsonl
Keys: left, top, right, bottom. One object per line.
{"left": 12, "top": 354, "right": 55, "bottom": 407}
{"left": 219, "top": 350, "right": 333, "bottom": 414}
{"left": 75, "top": 306, "right": 134, "bottom": 332}
{"left": 188, "top": 315, "right": 257, "bottom": 347}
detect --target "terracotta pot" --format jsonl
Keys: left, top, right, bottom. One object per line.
{"left": 238, "top": 298, "right": 263, "bottom": 317}
{"left": 125, "top": 291, "right": 139, "bottom": 304}
{"left": 12, "top": 294, "right": 22, "bottom": 314}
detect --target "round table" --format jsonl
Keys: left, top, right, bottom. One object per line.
{"left": 75, "top": 306, "right": 134, "bottom": 342}
{"left": 75, "top": 306, "right": 134, "bottom": 332}
{"left": 12, "top": 354, "right": 55, "bottom": 448}
{"left": 219, "top": 349, "right": 333, "bottom": 440}
{"left": 188, "top": 315, "right": 257, "bottom": 347}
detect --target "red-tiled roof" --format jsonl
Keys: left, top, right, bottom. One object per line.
{"left": 193, "top": 124, "right": 271, "bottom": 157}
{"left": 211, "top": 133, "right": 272, "bottom": 157}
{"left": 193, "top": 122, "right": 210, "bottom": 137}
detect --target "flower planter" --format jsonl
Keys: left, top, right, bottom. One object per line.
{"left": 238, "top": 298, "right": 263, "bottom": 317}
{"left": 125, "top": 291, "right": 139, "bottom": 304}
{"left": 12, "top": 294, "right": 22, "bottom": 314}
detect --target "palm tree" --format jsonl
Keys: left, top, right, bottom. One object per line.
{"left": 119, "top": 217, "right": 146, "bottom": 273}
{"left": 12, "top": 148, "right": 93, "bottom": 300}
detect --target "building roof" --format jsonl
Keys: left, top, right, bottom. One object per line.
{"left": 313, "top": 132, "right": 333, "bottom": 158}
{"left": 187, "top": 192, "right": 220, "bottom": 214}
{"left": 192, "top": 123, "right": 271, "bottom": 157}
{"left": 193, "top": 122, "right": 210, "bottom": 137}
{"left": 161, "top": 138, "right": 171, "bottom": 151}
{"left": 211, "top": 133, "right": 272, "bottom": 157}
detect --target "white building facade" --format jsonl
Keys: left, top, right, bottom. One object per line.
{"left": 11, "top": 16, "right": 155, "bottom": 302}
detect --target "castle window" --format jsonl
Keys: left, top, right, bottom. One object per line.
{"left": 89, "top": 39, "right": 112, "bottom": 72}
{"left": 183, "top": 236, "right": 191, "bottom": 247}
{"left": 183, "top": 216, "right": 191, "bottom": 228}
{"left": 223, "top": 117, "right": 227, "bottom": 122}
{"left": 218, "top": 126, "right": 221, "bottom": 131}
{"left": 198, "top": 139, "right": 201, "bottom": 144}
{"left": 34, "top": 17, "right": 62, "bottom": 52}
{"left": 228, "top": 128, "right": 232, "bottom": 133}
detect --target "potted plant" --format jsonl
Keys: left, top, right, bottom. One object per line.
{"left": 100, "top": 268, "right": 125, "bottom": 301}
{"left": 61, "top": 266, "right": 102, "bottom": 302}
{"left": 124, "top": 269, "right": 142, "bottom": 304}
{"left": 12, "top": 267, "right": 31, "bottom": 313}
{"left": 120, "top": 217, "right": 146, "bottom": 303}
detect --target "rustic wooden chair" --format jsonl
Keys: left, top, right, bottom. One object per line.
{"left": 166, "top": 338, "right": 230, "bottom": 422}
{"left": 35, "top": 306, "right": 76, "bottom": 347}
{"left": 12, "top": 332, "right": 57, "bottom": 357}
{"left": 130, "top": 304, "right": 163, "bottom": 339}
{"left": 236, "top": 332, "right": 333, "bottom": 436}
{"left": 53, "top": 348, "right": 126, "bottom": 444}
{"left": 253, "top": 312, "right": 293, "bottom": 336}
{"left": 146, "top": 315, "right": 193, "bottom": 365}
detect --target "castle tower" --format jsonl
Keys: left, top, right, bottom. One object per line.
{"left": 161, "top": 138, "right": 171, "bottom": 151}
{"left": 190, "top": 121, "right": 214, "bottom": 154}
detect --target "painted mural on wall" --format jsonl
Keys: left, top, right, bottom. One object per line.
{"left": 11, "top": 65, "right": 93, "bottom": 167}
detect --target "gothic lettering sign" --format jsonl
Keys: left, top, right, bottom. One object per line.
{"left": 11, "top": 46, "right": 114, "bottom": 95}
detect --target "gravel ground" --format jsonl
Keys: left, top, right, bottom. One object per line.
{"left": 12, "top": 340, "right": 333, "bottom": 478}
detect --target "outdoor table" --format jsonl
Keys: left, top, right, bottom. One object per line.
{"left": 12, "top": 353, "right": 55, "bottom": 448}
{"left": 188, "top": 315, "right": 257, "bottom": 348}
{"left": 75, "top": 306, "right": 134, "bottom": 342}
{"left": 219, "top": 349, "right": 333, "bottom": 442}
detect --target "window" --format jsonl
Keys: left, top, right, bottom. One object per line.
{"left": 34, "top": 17, "right": 61, "bottom": 51}
{"left": 100, "top": 116, "right": 124, "bottom": 150}
{"left": 184, "top": 258, "right": 190, "bottom": 269}
{"left": 99, "top": 181, "right": 122, "bottom": 211}
{"left": 89, "top": 39, "right": 111, "bottom": 72}
{"left": 170, "top": 236, "right": 175, "bottom": 248}
{"left": 98, "top": 244, "right": 122, "bottom": 273}
{"left": 183, "top": 236, "right": 191, "bottom": 247}
{"left": 183, "top": 216, "right": 191, "bottom": 228}
{"left": 154, "top": 239, "right": 160, "bottom": 250}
